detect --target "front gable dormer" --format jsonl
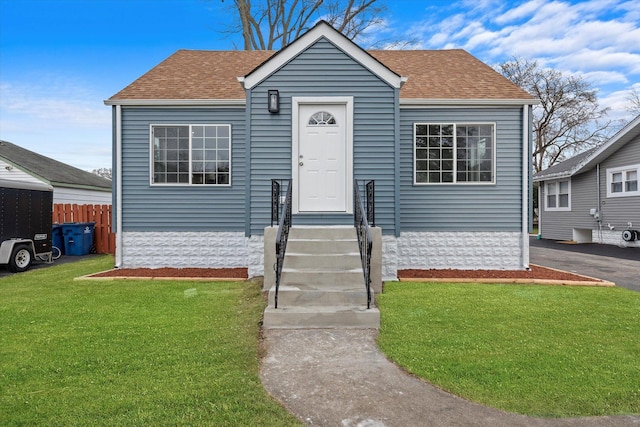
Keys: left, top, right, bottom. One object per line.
{"left": 239, "top": 20, "right": 406, "bottom": 90}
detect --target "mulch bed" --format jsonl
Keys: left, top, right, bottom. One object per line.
{"left": 87, "top": 264, "right": 603, "bottom": 284}
{"left": 398, "top": 264, "right": 601, "bottom": 282}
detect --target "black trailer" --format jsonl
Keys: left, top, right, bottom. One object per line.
{"left": 0, "top": 179, "right": 53, "bottom": 272}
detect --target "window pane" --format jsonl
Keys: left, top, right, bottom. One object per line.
{"left": 626, "top": 170, "right": 638, "bottom": 192}
{"left": 416, "top": 172, "right": 428, "bottom": 183}
{"left": 429, "top": 172, "right": 440, "bottom": 182}
{"left": 415, "top": 124, "right": 427, "bottom": 135}
{"left": 205, "top": 173, "right": 217, "bottom": 184}
{"left": 547, "top": 182, "right": 556, "bottom": 195}
{"left": 559, "top": 194, "right": 569, "bottom": 207}
{"left": 612, "top": 182, "right": 623, "bottom": 193}
{"left": 559, "top": 181, "right": 569, "bottom": 193}
{"left": 456, "top": 124, "right": 494, "bottom": 182}
{"left": 547, "top": 195, "right": 556, "bottom": 208}
{"left": 217, "top": 173, "right": 230, "bottom": 185}
{"left": 217, "top": 126, "right": 229, "bottom": 138}
{"left": 192, "top": 126, "right": 203, "bottom": 138}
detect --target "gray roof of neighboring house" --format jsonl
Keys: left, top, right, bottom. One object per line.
{"left": 0, "top": 140, "right": 112, "bottom": 191}
{"left": 533, "top": 115, "right": 640, "bottom": 181}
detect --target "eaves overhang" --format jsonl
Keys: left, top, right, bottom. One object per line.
{"left": 400, "top": 98, "right": 539, "bottom": 107}
{"left": 104, "top": 99, "right": 246, "bottom": 107}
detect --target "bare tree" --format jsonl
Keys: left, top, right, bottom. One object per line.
{"left": 625, "top": 87, "right": 640, "bottom": 116}
{"left": 224, "top": 0, "right": 386, "bottom": 50}
{"left": 91, "top": 168, "right": 112, "bottom": 180}
{"left": 499, "top": 58, "right": 611, "bottom": 173}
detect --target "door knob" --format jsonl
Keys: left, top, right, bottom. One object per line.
{"left": 299, "top": 162, "right": 304, "bottom": 166}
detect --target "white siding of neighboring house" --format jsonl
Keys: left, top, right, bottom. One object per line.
{"left": 0, "top": 160, "right": 112, "bottom": 205}
{"left": 54, "top": 186, "right": 112, "bottom": 205}
{"left": 0, "top": 160, "right": 43, "bottom": 184}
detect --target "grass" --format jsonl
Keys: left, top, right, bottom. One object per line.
{"left": 377, "top": 281, "right": 640, "bottom": 418}
{"left": 0, "top": 256, "right": 301, "bottom": 427}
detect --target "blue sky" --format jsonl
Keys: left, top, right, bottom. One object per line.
{"left": 1, "top": 0, "right": 638, "bottom": 171}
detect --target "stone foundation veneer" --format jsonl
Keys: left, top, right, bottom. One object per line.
{"left": 395, "top": 231, "right": 524, "bottom": 271}
{"left": 593, "top": 229, "right": 640, "bottom": 248}
{"left": 121, "top": 230, "right": 526, "bottom": 276}
{"left": 121, "top": 231, "right": 248, "bottom": 269}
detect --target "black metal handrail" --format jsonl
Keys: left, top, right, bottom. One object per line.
{"left": 271, "top": 179, "right": 281, "bottom": 226}
{"left": 365, "top": 179, "right": 375, "bottom": 227}
{"left": 354, "top": 179, "right": 374, "bottom": 309}
{"left": 274, "top": 180, "right": 292, "bottom": 309}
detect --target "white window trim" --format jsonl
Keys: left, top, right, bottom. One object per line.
{"left": 149, "top": 124, "right": 232, "bottom": 187}
{"left": 606, "top": 163, "right": 640, "bottom": 198}
{"left": 413, "top": 122, "right": 496, "bottom": 185}
{"left": 544, "top": 179, "right": 571, "bottom": 212}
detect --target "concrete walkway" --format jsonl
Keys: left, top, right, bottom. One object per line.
{"left": 261, "top": 329, "right": 640, "bottom": 426}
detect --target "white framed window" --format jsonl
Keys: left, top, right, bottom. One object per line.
{"left": 150, "top": 124, "right": 231, "bottom": 186}
{"left": 606, "top": 164, "right": 639, "bottom": 198}
{"left": 414, "top": 123, "right": 495, "bottom": 184}
{"left": 545, "top": 179, "right": 571, "bottom": 211}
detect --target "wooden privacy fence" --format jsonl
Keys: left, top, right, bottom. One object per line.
{"left": 53, "top": 204, "right": 115, "bottom": 255}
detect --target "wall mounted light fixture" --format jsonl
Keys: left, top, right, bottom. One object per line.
{"left": 268, "top": 90, "right": 279, "bottom": 113}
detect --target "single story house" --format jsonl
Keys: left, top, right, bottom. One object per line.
{"left": 0, "top": 140, "right": 112, "bottom": 205}
{"left": 105, "top": 21, "right": 535, "bottom": 279}
{"left": 534, "top": 114, "right": 640, "bottom": 248}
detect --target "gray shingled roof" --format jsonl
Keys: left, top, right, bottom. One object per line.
{"left": 0, "top": 140, "right": 111, "bottom": 191}
{"left": 533, "top": 115, "right": 640, "bottom": 181}
{"left": 533, "top": 148, "right": 597, "bottom": 180}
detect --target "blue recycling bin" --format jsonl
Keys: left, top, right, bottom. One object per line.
{"left": 62, "top": 222, "right": 95, "bottom": 256}
{"left": 52, "top": 224, "right": 65, "bottom": 255}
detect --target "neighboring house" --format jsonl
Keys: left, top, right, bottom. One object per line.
{"left": 0, "top": 140, "right": 112, "bottom": 205}
{"left": 105, "top": 21, "right": 535, "bottom": 279}
{"left": 534, "top": 114, "right": 640, "bottom": 248}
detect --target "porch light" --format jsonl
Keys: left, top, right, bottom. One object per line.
{"left": 268, "top": 90, "right": 279, "bottom": 113}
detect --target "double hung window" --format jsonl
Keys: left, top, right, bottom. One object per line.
{"left": 607, "top": 164, "right": 639, "bottom": 198}
{"left": 545, "top": 179, "right": 570, "bottom": 211}
{"left": 414, "top": 123, "right": 495, "bottom": 184}
{"left": 151, "top": 124, "right": 231, "bottom": 185}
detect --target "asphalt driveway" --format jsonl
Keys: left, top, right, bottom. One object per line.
{"left": 530, "top": 236, "right": 640, "bottom": 292}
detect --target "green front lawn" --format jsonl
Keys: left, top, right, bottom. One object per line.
{"left": 377, "top": 282, "right": 640, "bottom": 417}
{"left": 0, "top": 256, "right": 300, "bottom": 426}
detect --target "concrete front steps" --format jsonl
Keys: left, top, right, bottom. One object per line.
{"left": 263, "top": 226, "right": 380, "bottom": 329}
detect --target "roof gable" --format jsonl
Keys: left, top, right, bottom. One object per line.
{"left": 534, "top": 114, "right": 640, "bottom": 181}
{"left": 0, "top": 140, "right": 112, "bottom": 191}
{"left": 240, "top": 21, "right": 403, "bottom": 90}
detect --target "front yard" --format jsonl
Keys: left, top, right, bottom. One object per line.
{"left": 2, "top": 257, "right": 638, "bottom": 424}
{"left": 0, "top": 256, "right": 300, "bottom": 426}
{"left": 378, "top": 281, "right": 640, "bottom": 417}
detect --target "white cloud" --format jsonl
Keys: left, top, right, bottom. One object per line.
{"left": 0, "top": 79, "right": 112, "bottom": 171}
{"left": 387, "top": 0, "right": 640, "bottom": 122}
{"left": 494, "top": 0, "right": 545, "bottom": 24}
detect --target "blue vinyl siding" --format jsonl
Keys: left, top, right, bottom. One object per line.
{"left": 248, "top": 38, "right": 397, "bottom": 235}
{"left": 399, "top": 107, "right": 524, "bottom": 231}
{"left": 120, "top": 107, "right": 246, "bottom": 231}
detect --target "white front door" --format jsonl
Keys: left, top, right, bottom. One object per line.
{"left": 295, "top": 101, "right": 351, "bottom": 213}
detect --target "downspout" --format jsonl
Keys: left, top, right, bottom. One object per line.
{"left": 596, "top": 163, "right": 602, "bottom": 243}
{"left": 522, "top": 105, "right": 530, "bottom": 269}
{"left": 115, "top": 105, "right": 123, "bottom": 268}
